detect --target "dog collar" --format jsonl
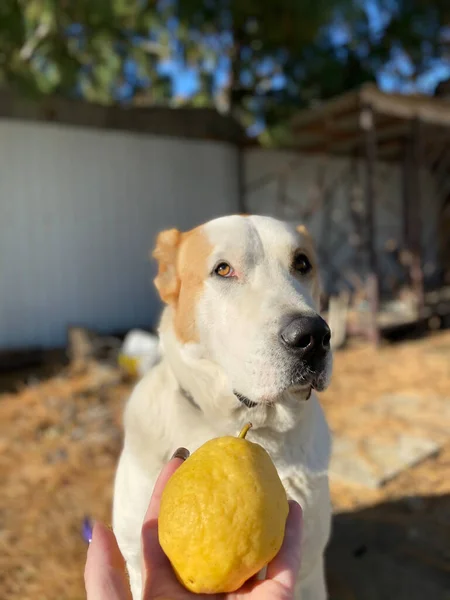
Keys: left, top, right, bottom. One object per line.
{"left": 178, "top": 386, "right": 202, "bottom": 411}
{"left": 178, "top": 386, "right": 257, "bottom": 410}
{"left": 233, "top": 391, "right": 258, "bottom": 409}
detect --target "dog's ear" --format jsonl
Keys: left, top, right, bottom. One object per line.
{"left": 296, "top": 224, "right": 322, "bottom": 308}
{"left": 152, "top": 228, "right": 182, "bottom": 305}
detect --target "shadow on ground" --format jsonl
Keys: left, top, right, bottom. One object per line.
{"left": 0, "top": 349, "right": 68, "bottom": 393}
{"left": 326, "top": 493, "right": 450, "bottom": 600}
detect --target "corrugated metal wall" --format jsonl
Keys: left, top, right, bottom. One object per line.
{"left": 0, "top": 120, "right": 239, "bottom": 349}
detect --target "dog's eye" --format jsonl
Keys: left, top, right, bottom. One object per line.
{"left": 293, "top": 252, "right": 312, "bottom": 275}
{"left": 214, "top": 262, "right": 234, "bottom": 278}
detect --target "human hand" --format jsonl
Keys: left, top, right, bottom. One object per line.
{"left": 85, "top": 450, "right": 303, "bottom": 600}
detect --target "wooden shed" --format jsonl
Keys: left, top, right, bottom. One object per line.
{"left": 250, "top": 84, "right": 450, "bottom": 344}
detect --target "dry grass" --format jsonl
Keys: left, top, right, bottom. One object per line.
{"left": 0, "top": 364, "right": 128, "bottom": 599}
{"left": 0, "top": 331, "right": 449, "bottom": 599}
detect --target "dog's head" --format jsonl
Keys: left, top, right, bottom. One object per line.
{"left": 152, "top": 215, "right": 332, "bottom": 408}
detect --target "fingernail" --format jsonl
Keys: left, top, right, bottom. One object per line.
{"left": 171, "top": 447, "right": 190, "bottom": 461}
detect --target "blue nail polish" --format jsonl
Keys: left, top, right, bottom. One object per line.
{"left": 82, "top": 516, "right": 93, "bottom": 544}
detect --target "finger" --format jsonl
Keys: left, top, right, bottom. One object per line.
{"left": 266, "top": 500, "right": 303, "bottom": 589}
{"left": 84, "top": 521, "right": 132, "bottom": 600}
{"left": 141, "top": 450, "right": 189, "bottom": 578}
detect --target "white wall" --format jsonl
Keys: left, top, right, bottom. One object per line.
{"left": 0, "top": 119, "right": 239, "bottom": 349}
{"left": 244, "top": 149, "right": 440, "bottom": 294}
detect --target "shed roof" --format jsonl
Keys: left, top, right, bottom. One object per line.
{"left": 289, "top": 83, "right": 450, "bottom": 160}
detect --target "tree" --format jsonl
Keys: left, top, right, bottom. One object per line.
{"left": 0, "top": 1, "right": 449, "bottom": 144}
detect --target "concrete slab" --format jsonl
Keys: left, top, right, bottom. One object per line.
{"left": 330, "top": 435, "right": 439, "bottom": 489}
{"left": 329, "top": 394, "right": 449, "bottom": 488}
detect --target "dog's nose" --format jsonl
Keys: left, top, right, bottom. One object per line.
{"left": 280, "top": 315, "right": 331, "bottom": 357}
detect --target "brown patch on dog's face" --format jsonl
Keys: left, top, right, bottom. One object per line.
{"left": 296, "top": 224, "right": 322, "bottom": 307}
{"left": 173, "top": 227, "right": 212, "bottom": 343}
{"left": 153, "top": 226, "right": 212, "bottom": 343}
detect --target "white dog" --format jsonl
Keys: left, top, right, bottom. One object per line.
{"left": 113, "top": 214, "right": 333, "bottom": 600}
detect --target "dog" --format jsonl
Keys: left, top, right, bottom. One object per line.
{"left": 113, "top": 214, "right": 333, "bottom": 600}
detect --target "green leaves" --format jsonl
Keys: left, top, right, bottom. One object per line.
{"left": 0, "top": 1, "right": 448, "bottom": 144}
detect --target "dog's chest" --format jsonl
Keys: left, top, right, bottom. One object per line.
{"left": 180, "top": 424, "right": 327, "bottom": 511}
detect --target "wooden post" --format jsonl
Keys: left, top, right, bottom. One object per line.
{"left": 236, "top": 146, "right": 247, "bottom": 214}
{"left": 349, "top": 151, "right": 364, "bottom": 276}
{"left": 409, "top": 119, "right": 425, "bottom": 315}
{"left": 276, "top": 173, "right": 288, "bottom": 219}
{"left": 361, "top": 105, "right": 380, "bottom": 345}
{"left": 402, "top": 142, "right": 411, "bottom": 250}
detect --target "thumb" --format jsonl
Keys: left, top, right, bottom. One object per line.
{"left": 84, "top": 522, "right": 132, "bottom": 600}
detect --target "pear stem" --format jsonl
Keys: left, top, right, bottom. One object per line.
{"left": 238, "top": 422, "right": 252, "bottom": 439}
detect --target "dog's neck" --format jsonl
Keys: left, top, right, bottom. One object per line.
{"left": 157, "top": 308, "right": 314, "bottom": 435}
{"left": 158, "top": 309, "right": 241, "bottom": 422}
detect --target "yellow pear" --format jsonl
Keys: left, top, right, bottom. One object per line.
{"left": 158, "top": 423, "right": 289, "bottom": 594}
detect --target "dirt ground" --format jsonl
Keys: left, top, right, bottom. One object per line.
{"left": 0, "top": 331, "right": 449, "bottom": 600}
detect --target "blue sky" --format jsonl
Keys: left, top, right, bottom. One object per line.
{"left": 364, "top": 0, "right": 450, "bottom": 93}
